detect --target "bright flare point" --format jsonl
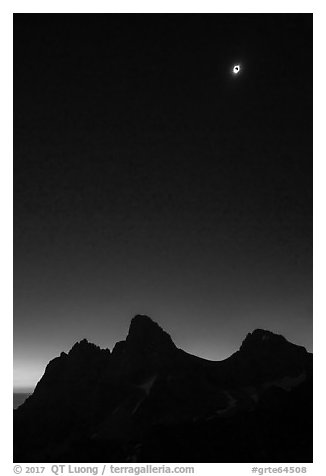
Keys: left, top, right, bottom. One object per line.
{"left": 233, "top": 65, "right": 240, "bottom": 74}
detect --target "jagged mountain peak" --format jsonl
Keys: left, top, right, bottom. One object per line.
{"left": 69, "top": 338, "right": 105, "bottom": 355}
{"left": 125, "top": 314, "right": 176, "bottom": 351}
{"left": 237, "top": 328, "right": 308, "bottom": 378}
{"left": 65, "top": 340, "right": 111, "bottom": 368}
{"left": 239, "top": 328, "right": 307, "bottom": 353}
{"left": 14, "top": 316, "right": 312, "bottom": 463}
{"left": 241, "top": 329, "right": 286, "bottom": 346}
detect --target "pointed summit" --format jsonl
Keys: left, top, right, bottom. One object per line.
{"left": 109, "top": 315, "right": 177, "bottom": 378}
{"left": 126, "top": 315, "right": 176, "bottom": 352}
{"left": 239, "top": 329, "right": 307, "bottom": 355}
{"left": 234, "top": 328, "right": 309, "bottom": 382}
{"left": 68, "top": 338, "right": 110, "bottom": 358}
{"left": 14, "top": 316, "right": 312, "bottom": 463}
{"left": 240, "top": 329, "right": 286, "bottom": 351}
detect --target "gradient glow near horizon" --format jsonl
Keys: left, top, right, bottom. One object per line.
{"left": 14, "top": 15, "right": 312, "bottom": 391}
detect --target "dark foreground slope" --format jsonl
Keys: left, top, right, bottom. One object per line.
{"left": 14, "top": 315, "right": 312, "bottom": 462}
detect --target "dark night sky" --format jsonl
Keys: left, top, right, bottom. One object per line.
{"left": 14, "top": 14, "right": 312, "bottom": 391}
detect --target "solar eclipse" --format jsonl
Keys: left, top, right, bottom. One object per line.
{"left": 233, "top": 64, "right": 240, "bottom": 74}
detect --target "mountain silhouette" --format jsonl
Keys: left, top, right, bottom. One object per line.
{"left": 14, "top": 315, "right": 312, "bottom": 463}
